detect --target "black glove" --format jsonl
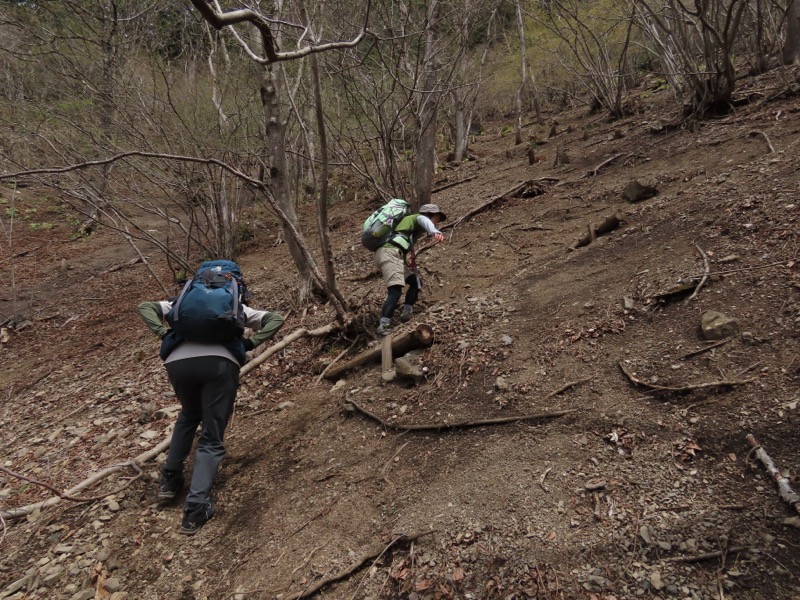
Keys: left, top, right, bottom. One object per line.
{"left": 243, "top": 338, "right": 255, "bottom": 351}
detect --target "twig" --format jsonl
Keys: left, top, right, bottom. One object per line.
{"left": 283, "top": 531, "right": 435, "bottom": 600}
{"left": 688, "top": 243, "right": 710, "bottom": 300}
{"left": 679, "top": 338, "right": 733, "bottom": 360}
{"left": 498, "top": 232, "right": 519, "bottom": 252}
{"left": 545, "top": 377, "right": 591, "bottom": 398}
{"left": 539, "top": 466, "right": 552, "bottom": 492}
{"left": 618, "top": 362, "right": 756, "bottom": 393}
{"left": 665, "top": 546, "right": 750, "bottom": 563}
{"left": 288, "top": 501, "right": 338, "bottom": 539}
{"left": 746, "top": 434, "right": 800, "bottom": 515}
{"left": 346, "top": 398, "right": 574, "bottom": 432}
{"left": 748, "top": 130, "right": 775, "bottom": 153}
{"left": 691, "top": 259, "right": 793, "bottom": 278}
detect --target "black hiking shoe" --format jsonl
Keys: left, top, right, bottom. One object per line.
{"left": 158, "top": 469, "right": 184, "bottom": 502}
{"left": 180, "top": 500, "right": 215, "bottom": 535}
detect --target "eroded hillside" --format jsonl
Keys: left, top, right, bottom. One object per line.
{"left": 2, "top": 70, "right": 800, "bottom": 600}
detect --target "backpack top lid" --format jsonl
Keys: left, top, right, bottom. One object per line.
{"left": 363, "top": 198, "right": 409, "bottom": 231}
{"left": 195, "top": 260, "right": 251, "bottom": 299}
{"left": 196, "top": 259, "right": 242, "bottom": 279}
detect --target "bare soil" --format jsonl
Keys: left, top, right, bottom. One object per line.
{"left": 2, "top": 69, "right": 800, "bottom": 600}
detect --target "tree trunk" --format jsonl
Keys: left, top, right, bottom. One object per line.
{"left": 413, "top": 0, "right": 439, "bottom": 208}
{"left": 260, "top": 63, "right": 316, "bottom": 296}
{"left": 785, "top": 0, "right": 800, "bottom": 65}
{"left": 452, "top": 92, "right": 467, "bottom": 163}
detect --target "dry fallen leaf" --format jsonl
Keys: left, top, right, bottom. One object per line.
{"left": 546, "top": 531, "right": 557, "bottom": 541}
{"left": 451, "top": 567, "right": 464, "bottom": 582}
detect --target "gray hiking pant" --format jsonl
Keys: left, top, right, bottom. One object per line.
{"left": 164, "top": 356, "right": 239, "bottom": 506}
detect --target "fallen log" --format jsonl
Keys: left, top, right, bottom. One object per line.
{"left": 746, "top": 434, "right": 800, "bottom": 516}
{"left": 323, "top": 324, "right": 434, "bottom": 380}
{"left": 572, "top": 211, "right": 622, "bottom": 249}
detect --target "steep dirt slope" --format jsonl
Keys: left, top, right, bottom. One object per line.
{"left": 2, "top": 71, "right": 800, "bottom": 600}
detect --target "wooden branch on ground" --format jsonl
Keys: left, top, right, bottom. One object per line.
{"left": 582, "top": 153, "right": 625, "bottom": 178}
{"left": 432, "top": 175, "right": 477, "bottom": 193}
{"left": 679, "top": 338, "right": 732, "bottom": 360}
{"left": 746, "top": 434, "right": 800, "bottom": 515}
{"left": 546, "top": 377, "right": 592, "bottom": 397}
{"left": 284, "top": 531, "right": 435, "bottom": 600}
{"left": 0, "top": 463, "right": 142, "bottom": 504}
{"left": 618, "top": 362, "right": 756, "bottom": 393}
{"left": 102, "top": 256, "right": 142, "bottom": 274}
{"left": 323, "top": 324, "right": 434, "bottom": 380}
{"left": 2, "top": 324, "right": 339, "bottom": 520}
{"left": 571, "top": 212, "right": 622, "bottom": 249}
{"left": 688, "top": 243, "right": 710, "bottom": 300}
{"left": 442, "top": 178, "right": 557, "bottom": 231}
{"left": 315, "top": 337, "right": 359, "bottom": 383}
{"left": 1, "top": 438, "right": 169, "bottom": 520}
{"left": 665, "top": 546, "right": 750, "bottom": 563}
{"left": 241, "top": 322, "right": 339, "bottom": 377}
{"left": 748, "top": 130, "right": 775, "bottom": 153}
{"left": 346, "top": 398, "right": 574, "bottom": 432}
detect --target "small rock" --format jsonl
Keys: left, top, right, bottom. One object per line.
{"left": 650, "top": 572, "right": 665, "bottom": 591}
{"left": 501, "top": 335, "right": 513, "bottom": 345}
{"left": 107, "top": 500, "right": 120, "bottom": 512}
{"left": 494, "top": 377, "right": 510, "bottom": 392}
{"left": 395, "top": 357, "right": 424, "bottom": 381}
{"left": 623, "top": 180, "right": 658, "bottom": 203}
{"left": 276, "top": 401, "right": 296, "bottom": 411}
{"left": 103, "top": 578, "right": 121, "bottom": 593}
{"left": 700, "top": 310, "right": 740, "bottom": 340}
{"left": 718, "top": 254, "right": 739, "bottom": 263}
{"left": 329, "top": 380, "right": 347, "bottom": 395}
{"left": 54, "top": 544, "right": 74, "bottom": 555}
{"left": 110, "top": 594, "right": 130, "bottom": 600}
{"left": 69, "top": 590, "right": 96, "bottom": 600}
{"left": 381, "top": 370, "right": 397, "bottom": 383}
{"left": 623, "top": 297, "right": 635, "bottom": 310}
{"left": 139, "top": 430, "right": 159, "bottom": 440}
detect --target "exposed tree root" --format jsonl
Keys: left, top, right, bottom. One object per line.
{"left": 346, "top": 399, "right": 574, "bottom": 432}
{"left": 618, "top": 362, "right": 756, "bottom": 394}
{"left": 284, "top": 531, "right": 436, "bottom": 600}
{"left": 665, "top": 546, "right": 751, "bottom": 563}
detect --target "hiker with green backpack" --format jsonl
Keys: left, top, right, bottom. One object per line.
{"left": 137, "top": 260, "right": 284, "bottom": 535}
{"left": 362, "top": 202, "right": 447, "bottom": 336}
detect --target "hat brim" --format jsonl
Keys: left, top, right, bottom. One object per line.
{"left": 422, "top": 210, "right": 447, "bottom": 222}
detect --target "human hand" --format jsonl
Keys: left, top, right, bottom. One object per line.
{"left": 433, "top": 232, "right": 444, "bottom": 242}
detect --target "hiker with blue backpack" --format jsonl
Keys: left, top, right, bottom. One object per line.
{"left": 137, "top": 260, "right": 284, "bottom": 535}
{"left": 362, "top": 202, "right": 447, "bottom": 336}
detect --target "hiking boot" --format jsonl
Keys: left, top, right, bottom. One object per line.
{"left": 376, "top": 318, "right": 392, "bottom": 337}
{"left": 400, "top": 305, "right": 413, "bottom": 323}
{"left": 158, "top": 469, "right": 184, "bottom": 502}
{"left": 180, "top": 500, "right": 215, "bottom": 536}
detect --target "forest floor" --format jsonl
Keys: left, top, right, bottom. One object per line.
{"left": 2, "top": 68, "right": 800, "bottom": 600}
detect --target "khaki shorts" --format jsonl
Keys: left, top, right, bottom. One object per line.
{"left": 375, "top": 246, "right": 411, "bottom": 287}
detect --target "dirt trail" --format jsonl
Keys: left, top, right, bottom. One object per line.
{"left": 1, "top": 72, "right": 800, "bottom": 600}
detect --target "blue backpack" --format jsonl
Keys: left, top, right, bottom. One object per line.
{"left": 166, "top": 260, "right": 247, "bottom": 344}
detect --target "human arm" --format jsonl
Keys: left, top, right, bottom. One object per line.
{"left": 137, "top": 301, "right": 172, "bottom": 339}
{"left": 415, "top": 215, "right": 444, "bottom": 242}
{"left": 242, "top": 307, "right": 285, "bottom": 350}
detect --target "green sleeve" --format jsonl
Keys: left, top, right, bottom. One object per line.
{"left": 249, "top": 312, "right": 285, "bottom": 348}
{"left": 138, "top": 301, "right": 168, "bottom": 339}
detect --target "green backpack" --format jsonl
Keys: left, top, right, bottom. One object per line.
{"left": 360, "top": 198, "right": 410, "bottom": 251}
